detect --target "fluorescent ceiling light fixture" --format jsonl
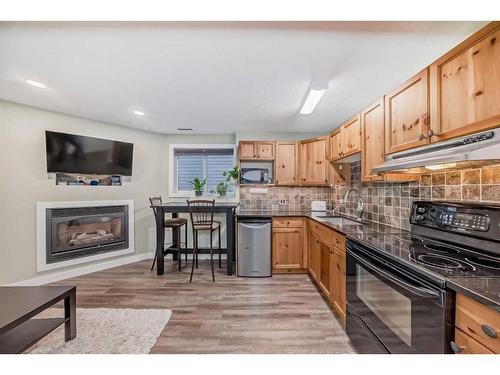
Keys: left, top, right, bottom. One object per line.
{"left": 133, "top": 110, "right": 145, "bottom": 116}
{"left": 426, "top": 163, "right": 457, "bottom": 171}
{"left": 300, "top": 88, "right": 327, "bottom": 115}
{"left": 25, "top": 79, "right": 47, "bottom": 88}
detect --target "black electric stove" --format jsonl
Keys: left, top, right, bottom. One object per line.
{"left": 352, "top": 231, "right": 500, "bottom": 282}
{"left": 346, "top": 201, "right": 500, "bottom": 354}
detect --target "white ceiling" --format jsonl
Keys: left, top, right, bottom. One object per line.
{"left": 0, "top": 21, "right": 487, "bottom": 134}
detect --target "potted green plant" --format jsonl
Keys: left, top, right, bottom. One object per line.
{"left": 190, "top": 177, "right": 206, "bottom": 196}
{"left": 216, "top": 181, "right": 228, "bottom": 197}
{"left": 223, "top": 165, "right": 239, "bottom": 183}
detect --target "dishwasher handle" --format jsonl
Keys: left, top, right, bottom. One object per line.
{"left": 239, "top": 222, "right": 271, "bottom": 229}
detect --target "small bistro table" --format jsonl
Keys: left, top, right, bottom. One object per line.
{"left": 150, "top": 201, "right": 239, "bottom": 276}
{"left": 0, "top": 286, "right": 76, "bottom": 353}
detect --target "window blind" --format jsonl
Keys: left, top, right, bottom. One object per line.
{"left": 174, "top": 148, "right": 234, "bottom": 192}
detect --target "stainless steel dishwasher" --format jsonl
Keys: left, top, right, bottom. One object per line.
{"left": 237, "top": 218, "right": 272, "bottom": 277}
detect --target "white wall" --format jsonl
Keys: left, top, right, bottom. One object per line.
{"left": 0, "top": 101, "right": 164, "bottom": 284}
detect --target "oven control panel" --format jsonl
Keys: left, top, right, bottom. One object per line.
{"left": 410, "top": 201, "right": 499, "bottom": 237}
{"left": 410, "top": 201, "right": 500, "bottom": 254}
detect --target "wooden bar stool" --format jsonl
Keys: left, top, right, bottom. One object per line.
{"left": 187, "top": 199, "right": 221, "bottom": 282}
{"left": 149, "top": 197, "right": 188, "bottom": 272}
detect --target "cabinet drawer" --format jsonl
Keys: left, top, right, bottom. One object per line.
{"left": 454, "top": 328, "right": 494, "bottom": 354}
{"left": 455, "top": 293, "right": 500, "bottom": 353}
{"left": 308, "top": 220, "right": 334, "bottom": 245}
{"left": 273, "top": 218, "right": 304, "bottom": 228}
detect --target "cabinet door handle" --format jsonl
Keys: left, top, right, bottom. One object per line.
{"left": 481, "top": 324, "right": 497, "bottom": 338}
{"left": 450, "top": 341, "right": 464, "bottom": 353}
{"left": 427, "top": 129, "right": 435, "bottom": 138}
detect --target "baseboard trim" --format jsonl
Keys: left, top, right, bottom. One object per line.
{"left": 8, "top": 252, "right": 154, "bottom": 286}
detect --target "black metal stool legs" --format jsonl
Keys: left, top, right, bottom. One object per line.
{"left": 210, "top": 231, "right": 215, "bottom": 282}
{"left": 190, "top": 229, "right": 199, "bottom": 283}
{"left": 218, "top": 226, "right": 222, "bottom": 268}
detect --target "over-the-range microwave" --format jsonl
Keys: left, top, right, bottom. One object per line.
{"left": 240, "top": 168, "right": 272, "bottom": 184}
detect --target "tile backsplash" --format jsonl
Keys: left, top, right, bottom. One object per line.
{"left": 238, "top": 162, "right": 500, "bottom": 230}
{"left": 239, "top": 186, "right": 331, "bottom": 211}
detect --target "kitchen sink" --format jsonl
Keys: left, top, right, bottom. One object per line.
{"left": 313, "top": 216, "right": 363, "bottom": 226}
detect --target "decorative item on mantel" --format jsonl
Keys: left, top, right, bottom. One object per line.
{"left": 55, "top": 173, "right": 122, "bottom": 186}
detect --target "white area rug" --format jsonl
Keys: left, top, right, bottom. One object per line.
{"left": 27, "top": 308, "right": 171, "bottom": 354}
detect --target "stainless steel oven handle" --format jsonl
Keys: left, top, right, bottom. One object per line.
{"left": 349, "top": 251, "right": 440, "bottom": 298}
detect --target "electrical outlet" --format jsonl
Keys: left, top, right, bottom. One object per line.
{"left": 279, "top": 198, "right": 287, "bottom": 205}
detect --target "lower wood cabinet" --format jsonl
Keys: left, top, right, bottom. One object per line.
{"left": 308, "top": 232, "right": 321, "bottom": 280}
{"left": 272, "top": 218, "right": 306, "bottom": 273}
{"left": 453, "top": 328, "right": 494, "bottom": 354}
{"left": 452, "top": 292, "right": 499, "bottom": 354}
{"left": 308, "top": 219, "right": 346, "bottom": 326}
{"left": 332, "top": 247, "right": 346, "bottom": 326}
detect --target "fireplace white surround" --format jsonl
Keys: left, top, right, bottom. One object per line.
{"left": 36, "top": 200, "right": 135, "bottom": 272}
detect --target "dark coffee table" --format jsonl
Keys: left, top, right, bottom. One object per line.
{"left": 0, "top": 286, "right": 76, "bottom": 353}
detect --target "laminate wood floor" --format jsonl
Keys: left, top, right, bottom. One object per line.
{"left": 49, "top": 259, "right": 355, "bottom": 354}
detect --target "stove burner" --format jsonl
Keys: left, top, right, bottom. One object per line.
{"left": 409, "top": 253, "right": 476, "bottom": 272}
{"left": 465, "top": 255, "right": 500, "bottom": 270}
{"left": 423, "top": 244, "right": 460, "bottom": 254}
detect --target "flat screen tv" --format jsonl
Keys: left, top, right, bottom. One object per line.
{"left": 45, "top": 131, "right": 134, "bottom": 176}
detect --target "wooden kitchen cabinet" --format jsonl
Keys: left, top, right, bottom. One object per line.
{"left": 308, "top": 219, "right": 347, "bottom": 325}
{"left": 272, "top": 218, "right": 306, "bottom": 273}
{"left": 318, "top": 239, "right": 333, "bottom": 298}
{"left": 430, "top": 22, "right": 500, "bottom": 143}
{"left": 329, "top": 115, "right": 361, "bottom": 161}
{"left": 238, "top": 141, "right": 275, "bottom": 160}
{"left": 385, "top": 69, "right": 430, "bottom": 154}
{"left": 275, "top": 141, "right": 298, "bottom": 186}
{"left": 342, "top": 114, "right": 362, "bottom": 157}
{"left": 361, "top": 98, "right": 385, "bottom": 181}
{"left": 332, "top": 246, "right": 346, "bottom": 326}
{"left": 308, "top": 232, "right": 321, "bottom": 281}
{"left": 299, "top": 137, "right": 328, "bottom": 185}
{"left": 454, "top": 293, "right": 500, "bottom": 354}
{"left": 453, "top": 329, "right": 494, "bottom": 354}
{"left": 329, "top": 129, "right": 342, "bottom": 161}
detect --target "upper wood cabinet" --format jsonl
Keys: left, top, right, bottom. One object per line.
{"left": 299, "top": 137, "right": 328, "bottom": 186}
{"left": 385, "top": 69, "right": 430, "bottom": 154}
{"left": 275, "top": 141, "right": 298, "bottom": 186}
{"left": 430, "top": 22, "right": 500, "bottom": 142}
{"left": 329, "top": 129, "right": 342, "bottom": 160}
{"left": 329, "top": 114, "right": 361, "bottom": 161}
{"left": 342, "top": 114, "right": 362, "bottom": 157}
{"left": 238, "top": 141, "right": 275, "bottom": 160}
{"left": 361, "top": 99, "right": 385, "bottom": 181}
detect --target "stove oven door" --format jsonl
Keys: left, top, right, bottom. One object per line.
{"left": 346, "top": 242, "right": 448, "bottom": 354}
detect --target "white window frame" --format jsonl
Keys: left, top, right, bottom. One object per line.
{"left": 168, "top": 143, "right": 237, "bottom": 198}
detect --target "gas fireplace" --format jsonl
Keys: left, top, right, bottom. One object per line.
{"left": 37, "top": 201, "right": 134, "bottom": 271}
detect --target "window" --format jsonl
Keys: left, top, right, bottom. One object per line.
{"left": 170, "top": 145, "right": 236, "bottom": 196}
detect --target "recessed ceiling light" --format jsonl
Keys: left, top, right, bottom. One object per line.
{"left": 25, "top": 79, "right": 47, "bottom": 89}
{"left": 133, "top": 110, "right": 145, "bottom": 116}
{"left": 300, "top": 87, "right": 328, "bottom": 115}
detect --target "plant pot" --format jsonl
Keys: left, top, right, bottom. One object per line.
{"left": 195, "top": 191, "right": 203, "bottom": 197}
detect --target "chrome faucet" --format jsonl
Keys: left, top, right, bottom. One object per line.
{"left": 339, "top": 188, "right": 364, "bottom": 221}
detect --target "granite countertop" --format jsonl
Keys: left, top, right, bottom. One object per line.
{"left": 446, "top": 278, "right": 500, "bottom": 312}
{"left": 236, "top": 208, "right": 407, "bottom": 236}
